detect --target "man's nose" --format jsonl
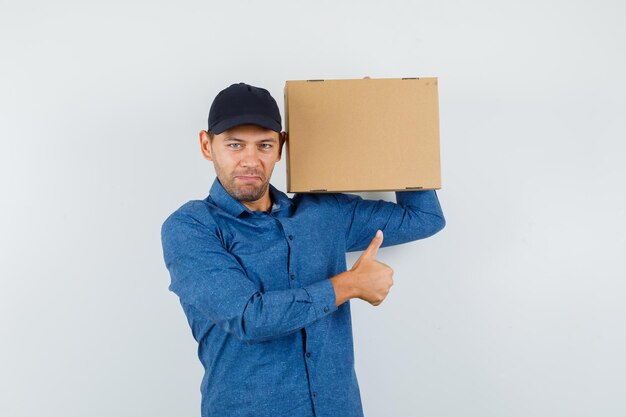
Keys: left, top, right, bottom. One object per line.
{"left": 239, "top": 146, "right": 261, "bottom": 167}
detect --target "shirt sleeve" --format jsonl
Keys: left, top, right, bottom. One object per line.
{"left": 333, "top": 189, "right": 446, "bottom": 253}
{"left": 160, "top": 211, "right": 338, "bottom": 344}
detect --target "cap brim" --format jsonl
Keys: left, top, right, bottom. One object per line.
{"left": 211, "top": 114, "right": 281, "bottom": 134}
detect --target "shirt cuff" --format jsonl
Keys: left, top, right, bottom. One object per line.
{"left": 303, "top": 279, "right": 338, "bottom": 319}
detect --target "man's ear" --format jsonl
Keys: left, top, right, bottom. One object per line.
{"left": 199, "top": 130, "right": 213, "bottom": 161}
{"left": 277, "top": 131, "right": 287, "bottom": 160}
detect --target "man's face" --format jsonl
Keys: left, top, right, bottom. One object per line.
{"left": 200, "top": 124, "right": 286, "bottom": 203}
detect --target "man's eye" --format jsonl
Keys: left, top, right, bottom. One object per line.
{"left": 229, "top": 144, "right": 241, "bottom": 148}
{"left": 261, "top": 144, "right": 272, "bottom": 149}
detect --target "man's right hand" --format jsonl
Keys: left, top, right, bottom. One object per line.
{"left": 349, "top": 230, "right": 394, "bottom": 306}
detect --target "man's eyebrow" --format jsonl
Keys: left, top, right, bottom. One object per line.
{"left": 223, "top": 137, "right": 277, "bottom": 143}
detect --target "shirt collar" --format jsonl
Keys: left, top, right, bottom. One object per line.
{"left": 206, "top": 176, "right": 293, "bottom": 217}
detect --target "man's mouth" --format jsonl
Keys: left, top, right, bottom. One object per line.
{"left": 236, "top": 175, "right": 262, "bottom": 182}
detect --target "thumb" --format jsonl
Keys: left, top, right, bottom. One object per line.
{"left": 362, "top": 229, "right": 383, "bottom": 258}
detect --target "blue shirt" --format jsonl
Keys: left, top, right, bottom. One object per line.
{"left": 160, "top": 177, "right": 445, "bottom": 417}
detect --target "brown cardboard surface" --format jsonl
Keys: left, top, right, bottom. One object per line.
{"left": 284, "top": 77, "right": 441, "bottom": 193}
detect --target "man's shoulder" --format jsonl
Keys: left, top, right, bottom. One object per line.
{"left": 161, "top": 199, "right": 217, "bottom": 236}
{"left": 291, "top": 191, "right": 345, "bottom": 207}
{"left": 292, "top": 191, "right": 363, "bottom": 214}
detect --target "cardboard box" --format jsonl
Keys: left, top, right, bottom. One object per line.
{"left": 284, "top": 77, "right": 441, "bottom": 193}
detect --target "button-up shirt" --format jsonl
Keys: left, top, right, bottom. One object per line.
{"left": 160, "top": 177, "right": 445, "bottom": 417}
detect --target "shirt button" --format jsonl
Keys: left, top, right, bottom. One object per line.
{"left": 306, "top": 352, "right": 311, "bottom": 358}
{"left": 290, "top": 274, "right": 296, "bottom": 280}
{"left": 312, "top": 392, "right": 317, "bottom": 398}
{"left": 288, "top": 235, "right": 294, "bottom": 240}
{"left": 323, "top": 306, "right": 329, "bottom": 313}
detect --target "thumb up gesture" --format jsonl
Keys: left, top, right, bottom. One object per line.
{"left": 350, "top": 230, "right": 394, "bottom": 306}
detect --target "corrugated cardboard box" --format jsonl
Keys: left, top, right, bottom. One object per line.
{"left": 284, "top": 77, "right": 441, "bottom": 193}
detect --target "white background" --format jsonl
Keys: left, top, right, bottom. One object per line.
{"left": 2, "top": 1, "right": 625, "bottom": 416}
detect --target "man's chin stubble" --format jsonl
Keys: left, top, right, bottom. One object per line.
{"left": 229, "top": 181, "right": 267, "bottom": 202}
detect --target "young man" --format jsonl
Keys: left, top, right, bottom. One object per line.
{"left": 160, "top": 82, "right": 446, "bottom": 417}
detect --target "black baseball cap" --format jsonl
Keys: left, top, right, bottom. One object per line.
{"left": 208, "top": 82, "right": 282, "bottom": 134}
